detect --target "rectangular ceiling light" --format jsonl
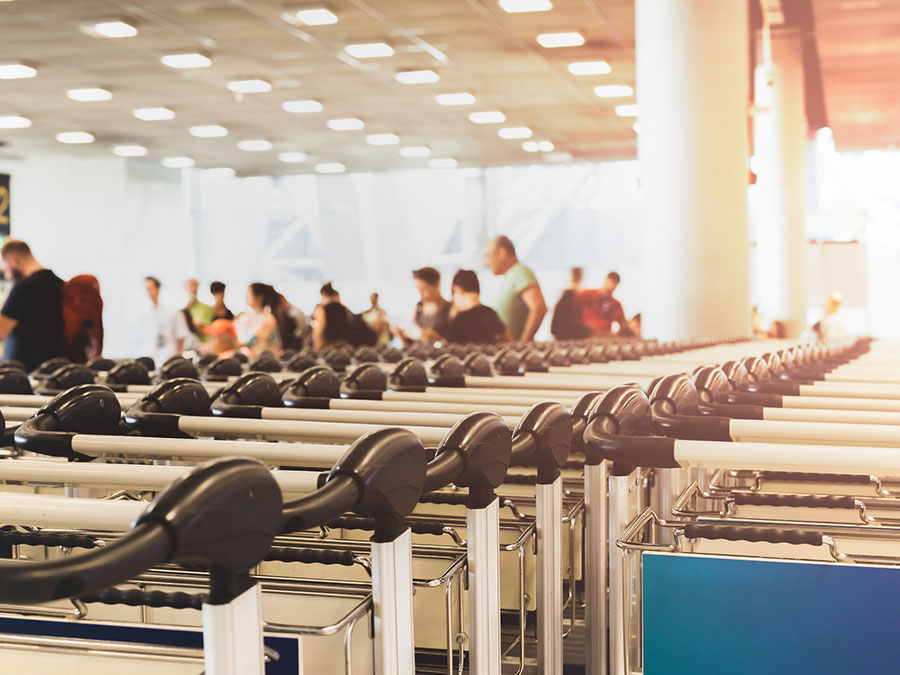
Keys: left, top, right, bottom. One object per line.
{"left": 207, "top": 167, "right": 236, "bottom": 178}
{"left": 436, "top": 92, "right": 476, "bottom": 106}
{"left": 568, "top": 60, "right": 611, "bottom": 75}
{"left": 344, "top": 42, "right": 394, "bottom": 59}
{"left": 56, "top": 131, "right": 95, "bottom": 144}
{"left": 536, "top": 32, "right": 584, "bottom": 48}
{"left": 615, "top": 104, "right": 639, "bottom": 117}
{"left": 133, "top": 107, "right": 174, "bottom": 121}
{"left": 67, "top": 87, "right": 113, "bottom": 102}
{"left": 594, "top": 84, "right": 634, "bottom": 98}
{"left": 428, "top": 158, "right": 458, "bottom": 169}
{"left": 316, "top": 162, "right": 346, "bottom": 174}
{"left": 469, "top": 110, "right": 506, "bottom": 124}
{"left": 190, "top": 124, "right": 228, "bottom": 138}
{"left": 84, "top": 20, "right": 138, "bottom": 38}
{"left": 366, "top": 133, "right": 400, "bottom": 146}
{"left": 327, "top": 117, "right": 365, "bottom": 131}
{"left": 279, "top": 152, "right": 308, "bottom": 163}
{"left": 226, "top": 79, "right": 272, "bottom": 94}
{"left": 238, "top": 139, "right": 273, "bottom": 151}
{"left": 395, "top": 69, "right": 439, "bottom": 84}
{"left": 112, "top": 144, "right": 148, "bottom": 157}
{"left": 498, "top": 126, "right": 532, "bottom": 139}
{"left": 0, "top": 115, "right": 31, "bottom": 129}
{"left": 523, "top": 140, "right": 555, "bottom": 152}
{"left": 161, "top": 52, "right": 211, "bottom": 69}
{"left": 282, "top": 99, "right": 323, "bottom": 113}
{"left": 499, "top": 0, "right": 552, "bottom": 12}
{"left": 162, "top": 156, "right": 195, "bottom": 168}
{"left": 294, "top": 7, "right": 339, "bottom": 25}
{"left": 399, "top": 146, "right": 431, "bottom": 158}
{"left": 0, "top": 61, "right": 37, "bottom": 79}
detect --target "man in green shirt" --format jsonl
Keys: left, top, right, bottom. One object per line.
{"left": 184, "top": 278, "right": 214, "bottom": 340}
{"left": 484, "top": 236, "right": 547, "bottom": 342}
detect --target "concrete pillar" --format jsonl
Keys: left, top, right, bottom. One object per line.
{"left": 636, "top": 0, "right": 752, "bottom": 341}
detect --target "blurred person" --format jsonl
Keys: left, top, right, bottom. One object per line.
{"left": 580, "top": 271, "right": 627, "bottom": 336}
{"left": 274, "top": 291, "right": 309, "bottom": 351}
{"left": 235, "top": 283, "right": 281, "bottom": 356}
{"left": 312, "top": 282, "right": 369, "bottom": 350}
{"left": 0, "top": 239, "right": 63, "bottom": 370}
{"left": 550, "top": 266, "right": 591, "bottom": 340}
{"left": 484, "top": 235, "right": 547, "bottom": 343}
{"left": 409, "top": 266, "right": 451, "bottom": 344}
{"left": 447, "top": 269, "right": 511, "bottom": 344}
{"left": 140, "top": 276, "right": 190, "bottom": 366}
{"left": 203, "top": 319, "right": 239, "bottom": 357}
{"left": 362, "top": 292, "right": 391, "bottom": 346}
{"left": 812, "top": 292, "right": 847, "bottom": 340}
{"left": 210, "top": 281, "right": 234, "bottom": 321}
{"left": 620, "top": 313, "right": 642, "bottom": 338}
{"left": 184, "top": 278, "right": 213, "bottom": 329}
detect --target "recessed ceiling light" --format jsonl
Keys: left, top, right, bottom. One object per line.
{"left": 469, "top": 110, "right": 506, "bottom": 124}
{"left": 498, "top": 126, "right": 532, "bottom": 139}
{"left": 161, "top": 52, "right": 211, "bottom": 69}
{"left": 594, "top": 84, "right": 633, "bottom": 98}
{"left": 536, "top": 32, "right": 585, "bottom": 48}
{"left": 279, "top": 151, "right": 308, "bottom": 163}
{"left": 207, "top": 167, "right": 236, "bottom": 178}
{"left": 282, "top": 99, "right": 323, "bottom": 113}
{"left": 133, "top": 107, "right": 175, "bottom": 121}
{"left": 429, "top": 158, "right": 458, "bottom": 169}
{"left": 162, "top": 156, "right": 195, "bottom": 168}
{"left": 0, "top": 115, "right": 31, "bottom": 129}
{"left": 539, "top": 140, "right": 554, "bottom": 152}
{"left": 238, "top": 139, "right": 273, "bottom": 152}
{"left": 399, "top": 146, "right": 431, "bottom": 158}
{"left": 226, "top": 79, "right": 272, "bottom": 94}
{"left": 112, "top": 144, "right": 148, "bottom": 157}
{"left": 56, "top": 131, "right": 95, "bottom": 144}
{"left": 293, "top": 7, "right": 339, "bottom": 25}
{"left": 316, "top": 162, "right": 346, "bottom": 174}
{"left": 522, "top": 141, "right": 540, "bottom": 152}
{"left": 66, "top": 87, "right": 112, "bottom": 102}
{"left": 190, "top": 124, "right": 228, "bottom": 138}
{"left": 366, "top": 133, "right": 400, "bottom": 146}
{"left": 499, "top": 0, "right": 552, "bottom": 12}
{"left": 395, "top": 69, "right": 440, "bottom": 84}
{"left": 327, "top": 117, "right": 365, "bottom": 131}
{"left": 83, "top": 19, "right": 138, "bottom": 38}
{"left": 568, "top": 60, "right": 611, "bottom": 76}
{"left": 0, "top": 62, "right": 37, "bottom": 79}
{"left": 436, "top": 92, "right": 476, "bottom": 106}
{"left": 344, "top": 42, "right": 394, "bottom": 59}
{"left": 615, "top": 104, "right": 639, "bottom": 117}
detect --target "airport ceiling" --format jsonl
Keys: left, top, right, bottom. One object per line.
{"left": 0, "top": 0, "right": 895, "bottom": 177}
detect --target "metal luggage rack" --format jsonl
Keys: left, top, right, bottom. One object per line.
{"left": 707, "top": 467, "right": 895, "bottom": 497}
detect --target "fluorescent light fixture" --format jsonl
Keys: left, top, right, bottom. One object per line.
{"left": 539, "top": 140, "right": 554, "bottom": 151}
{"left": 498, "top": 126, "right": 532, "bottom": 139}
{"left": 293, "top": 7, "right": 339, "bottom": 25}
{"left": 84, "top": 20, "right": 138, "bottom": 38}
{"left": 133, "top": 107, "right": 175, "bottom": 121}
{"left": 0, "top": 62, "right": 37, "bottom": 79}
{"left": 226, "top": 78, "right": 272, "bottom": 94}
{"left": 399, "top": 146, "right": 431, "bottom": 158}
{"left": 568, "top": 60, "right": 611, "bottom": 75}
{"left": 436, "top": 92, "right": 476, "bottom": 106}
{"left": 469, "top": 110, "right": 506, "bottom": 124}
{"left": 190, "top": 124, "right": 228, "bottom": 138}
{"left": 316, "top": 162, "right": 346, "bottom": 174}
{"left": 162, "top": 156, "right": 195, "bottom": 168}
{"left": 395, "top": 69, "right": 439, "bottom": 84}
{"left": 522, "top": 141, "right": 540, "bottom": 153}
{"left": 327, "top": 117, "right": 364, "bottom": 131}
{"left": 429, "top": 158, "right": 458, "bottom": 169}
{"left": 536, "top": 32, "right": 584, "bottom": 48}
{"left": 593, "top": 84, "right": 633, "bottom": 98}
{"left": 112, "top": 144, "right": 148, "bottom": 157}
{"left": 161, "top": 52, "right": 211, "bottom": 69}
{"left": 344, "top": 42, "right": 394, "bottom": 59}
{"left": 0, "top": 115, "right": 31, "bottom": 129}
{"left": 238, "top": 139, "right": 273, "bottom": 151}
{"left": 67, "top": 87, "right": 112, "bottom": 102}
{"left": 56, "top": 131, "right": 95, "bottom": 144}
{"left": 544, "top": 151, "right": 573, "bottom": 163}
{"left": 279, "top": 151, "right": 308, "bottom": 163}
{"left": 207, "top": 167, "right": 236, "bottom": 178}
{"left": 366, "top": 133, "right": 400, "bottom": 146}
{"left": 282, "top": 99, "right": 323, "bottom": 113}
{"left": 500, "top": 0, "right": 552, "bottom": 11}
{"left": 615, "top": 104, "right": 639, "bottom": 117}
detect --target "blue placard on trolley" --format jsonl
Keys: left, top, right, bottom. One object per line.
{"left": 0, "top": 615, "right": 301, "bottom": 673}
{"left": 643, "top": 552, "right": 900, "bottom": 674}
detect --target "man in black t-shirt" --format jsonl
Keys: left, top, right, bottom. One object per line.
{"left": 447, "top": 269, "right": 512, "bottom": 344}
{"left": 0, "top": 239, "right": 63, "bottom": 370}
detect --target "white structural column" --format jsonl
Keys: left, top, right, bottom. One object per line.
{"left": 636, "top": 0, "right": 752, "bottom": 340}
{"left": 754, "top": 34, "right": 808, "bottom": 336}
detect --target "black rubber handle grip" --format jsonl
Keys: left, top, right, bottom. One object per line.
{"left": 0, "top": 531, "right": 101, "bottom": 550}
{"left": 419, "top": 492, "right": 470, "bottom": 506}
{"left": 683, "top": 523, "right": 823, "bottom": 546}
{"left": 327, "top": 515, "right": 447, "bottom": 536}
{"left": 761, "top": 471, "right": 871, "bottom": 485}
{"left": 79, "top": 587, "right": 204, "bottom": 611}
{"left": 501, "top": 474, "right": 539, "bottom": 486}
{"left": 265, "top": 546, "right": 356, "bottom": 566}
{"left": 731, "top": 493, "right": 856, "bottom": 509}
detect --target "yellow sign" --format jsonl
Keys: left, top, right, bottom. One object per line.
{"left": 0, "top": 186, "right": 8, "bottom": 226}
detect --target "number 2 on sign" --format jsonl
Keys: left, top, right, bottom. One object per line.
{"left": 0, "top": 187, "right": 8, "bottom": 226}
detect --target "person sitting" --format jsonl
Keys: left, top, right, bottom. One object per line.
{"left": 446, "top": 269, "right": 511, "bottom": 344}
{"left": 312, "top": 282, "right": 356, "bottom": 350}
{"left": 203, "top": 319, "right": 239, "bottom": 357}
{"left": 235, "top": 283, "right": 281, "bottom": 356}
{"left": 579, "top": 271, "right": 627, "bottom": 336}
{"left": 551, "top": 266, "right": 592, "bottom": 340}
{"left": 210, "top": 281, "right": 234, "bottom": 321}
{"left": 410, "top": 267, "right": 451, "bottom": 344}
